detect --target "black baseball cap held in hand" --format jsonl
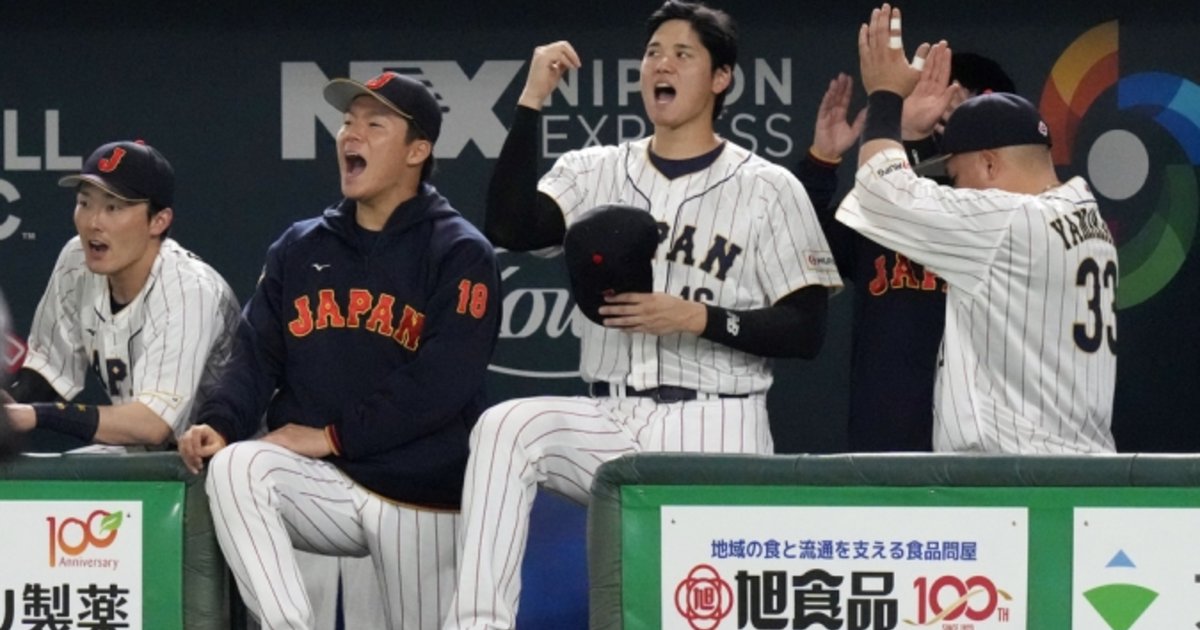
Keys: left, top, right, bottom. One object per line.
{"left": 564, "top": 204, "right": 659, "bottom": 326}
{"left": 58, "top": 140, "right": 175, "bottom": 208}
{"left": 915, "top": 93, "right": 1051, "bottom": 175}
{"left": 324, "top": 71, "right": 443, "bottom": 144}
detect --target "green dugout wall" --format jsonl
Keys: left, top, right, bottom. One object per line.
{"left": 0, "top": 453, "right": 228, "bottom": 630}
{"left": 591, "top": 453, "right": 1200, "bottom": 629}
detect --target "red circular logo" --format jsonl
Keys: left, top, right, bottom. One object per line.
{"left": 674, "top": 564, "right": 733, "bottom": 630}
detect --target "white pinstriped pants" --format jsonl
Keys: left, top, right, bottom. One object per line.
{"left": 444, "top": 394, "right": 771, "bottom": 630}
{"left": 207, "top": 441, "right": 459, "bottom": 630}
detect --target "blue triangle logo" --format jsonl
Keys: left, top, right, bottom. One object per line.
{"left": 1107, "top": 550, "right": 1137, "bottom": 569}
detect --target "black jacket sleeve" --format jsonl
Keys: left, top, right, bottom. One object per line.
{"left": 700, "top": 285, "right": 828, "bottom": 359}
{"left": 196, "top": 233, "right": 293, "bottom": 443}
{"left": 795, "top": 151, "right": 856, "bottom": 278}
{"left": 484, "top": 105, "right": 566, "bottom": 251}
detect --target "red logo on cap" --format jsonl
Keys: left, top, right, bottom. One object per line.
{"left": 97, "top": 147, "right": 127, "bottom": 173}
{"left": 365, "top": 73, "right": 397, "bottom": 90}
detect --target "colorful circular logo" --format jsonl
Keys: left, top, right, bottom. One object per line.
{"left": 1041, "top": 21, "right": 1200, "bottom": 308}
{"left": 674, "top": 564, "right": 733, "bottom": 630}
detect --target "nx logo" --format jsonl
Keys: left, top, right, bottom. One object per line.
{"left": 0, "top": 179, "right": 21, "bottom": 240}
{"left": 281, "top": 60, "right": 524, "bottom": 161}
{"left": 281, "top": 59, "right": 796, "bottom": 162}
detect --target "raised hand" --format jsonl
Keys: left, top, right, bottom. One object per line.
{"left": 901, "top": 41, "right": 957, "bottom": 141}
{"left": 858, "top": 4, "right": 923, "bottom": 98}
{"left": 812, "top": 73, "right": 867, "bottom": 162}
{"left": 518, "top": 41, "right": 583, "bottom": 110}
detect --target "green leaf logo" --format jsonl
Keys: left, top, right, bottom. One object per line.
{"left": 99, "top": 511, "right": 124, "bottom": 535}
{"left": 1083, "top": 583, "right": 1158, "bottom": 630}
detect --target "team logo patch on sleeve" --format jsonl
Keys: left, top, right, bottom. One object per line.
{"left": 874, "top": 160, "right": 909, "bottom": 178}
{"left": 804, "top": 251, "right": 838, "bottom": 273}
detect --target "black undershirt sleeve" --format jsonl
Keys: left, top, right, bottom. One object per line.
{"left": 6, "top": 367, "right": 62, "bottom": 403}
{"left": 700, "top": 285, "right": 828, "bottom": 359}
{"left": 484, "top": 105, "right": 566, "bottom": 251}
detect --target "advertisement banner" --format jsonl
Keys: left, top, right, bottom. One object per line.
{"left": 661, "top": 506, "right": 1028, "bottom": 630}
{"left": 616, "top": 485, "right": 1200, "bottom": 629}
{"left": 0, "top": 481, "right": 185, "bottom": 630}
{"left": 1073, "top": 508, "right": 1200, "bottom": 629}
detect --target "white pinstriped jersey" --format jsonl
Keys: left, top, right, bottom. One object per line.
{"left": 22, "top": 237, "right": 240, "bottom": 441}
{"left": 837, "top": 148, "right": 1117, "bottom": 453}
{"left": 538, "top": 137, "right": 842, "bottom": 395}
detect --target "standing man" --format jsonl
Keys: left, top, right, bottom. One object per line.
{"left": 2, "top": 140, "right": 239, "bottom": 452}
{"left": 179, "top": 72, "right": 501, "bottom": 630}
{"left": 446, "top": 2, "right": 841, "bottom": 628}
{"left": 837, "top": 4, "right": 1117, "bottom": 453}
{"left": 796, "top": 50, "right": 1012, "bottom": 452}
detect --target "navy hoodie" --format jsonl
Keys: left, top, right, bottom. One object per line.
{"left": 200, "top": 183, "right": 500, "bottom": 507}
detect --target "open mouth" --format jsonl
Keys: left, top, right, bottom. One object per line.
{"left": 654, "top": 83, "right": 677, "bottom": 104}
{"left": 87, "top": 240, "right": 109, "bottom": 255}
{"left": 344, "top": 153, "right": 367, "bottom": 177}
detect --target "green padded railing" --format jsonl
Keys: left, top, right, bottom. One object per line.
{"left": 589, "top": 452, "right": 1200, "bottom": 629}
{"left": 0, "top": 452, "right": 228, "bottom": 630}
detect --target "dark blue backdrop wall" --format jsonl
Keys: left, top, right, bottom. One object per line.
{"left": 3, "top": 0, "right": 1196, "bottom": 453}
{"left": 2, "top": 1, "right": 1198, "bottom": 625}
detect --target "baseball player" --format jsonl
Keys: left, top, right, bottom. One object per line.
{"left": 796, "top": 51, "right": 1012, "bottom": 452}
{"left": 178, "top": 71, "right": 501, "bottom": 630}
{"left": 445, "top": 2, "right": 842, "bottom": 628}
{"left": 836, "top": 4, "right": 1117, "bottom": 453}
{"left": 1, "top": 140, "right": 239, "bottom": 453}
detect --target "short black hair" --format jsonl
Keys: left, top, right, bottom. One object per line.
{"left": 645, "top": 1, "right": 738, "bottom": 121}
{"left": 405, "top": 122, "right": 436, "bottom": 182}
{"left": 952, "top": 52, "right": 1016, "bottom": 96}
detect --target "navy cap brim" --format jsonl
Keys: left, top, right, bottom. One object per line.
{"left": 911, "top": 153, "right": 951, "bottom": 177}
{"left": 57, "top": 174, "right": 148, "bottom": 204}
{"left": 323, "top": 78, "right": 416, "bottom": 123}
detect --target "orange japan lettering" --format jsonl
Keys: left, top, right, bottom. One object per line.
{"left": 288, "top": 296, "right": 314, "bottom": 336}
{"left": 315, "top": 289, "right": 346, "bottom": 329}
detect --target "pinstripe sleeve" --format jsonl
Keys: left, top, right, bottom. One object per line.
{"left": 835, "top": 148, "right": 1021, "bottom": 295}
{"left": 134, "top": 270, "right": 238, "bottom": 432}
{"left": 539, "top": 149, "right": 589, "bottom": 223}
{"left": 21, "top": 239, "right": 87, "bottom": 399}
{"left": 755, "top": 167, "right": 842, "bottom": 303}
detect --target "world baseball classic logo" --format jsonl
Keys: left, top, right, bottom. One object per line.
{"left": 675, "top": 564, "right": 734, "bottom": 630}
{"left": 1041, "top": 20, "right": 1200, "bottom": 309}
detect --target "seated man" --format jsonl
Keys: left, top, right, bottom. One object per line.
{"left": 2, "top": 140, "right": 240, "bottom": 452}
{"left": 445, "top": 2, "right": 841, "bottom": 628}
{"left": 179, "top": 72, "right": 501, "bottom": 630}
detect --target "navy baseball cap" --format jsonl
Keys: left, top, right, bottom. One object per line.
{"left": 58, "top": 140, "right": 175, "bottom": 208}
{"left": 564, "top": 205, "right": 658, "bottom": 326}
{"left": 324, "top": 72, "right": 443, "bottom": 144}
{"left": 915, "top": 93, "right": 1051, "bottom": 176}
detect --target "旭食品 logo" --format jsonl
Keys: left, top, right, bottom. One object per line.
{"left": 1041, "top": 20, "right": 1200, "bottom": 308}
{"left": 675, "top": 564, "right": 734, "bottom": 630}
{"left": 47, "top": 509, "right": 124, "bottom": 566}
